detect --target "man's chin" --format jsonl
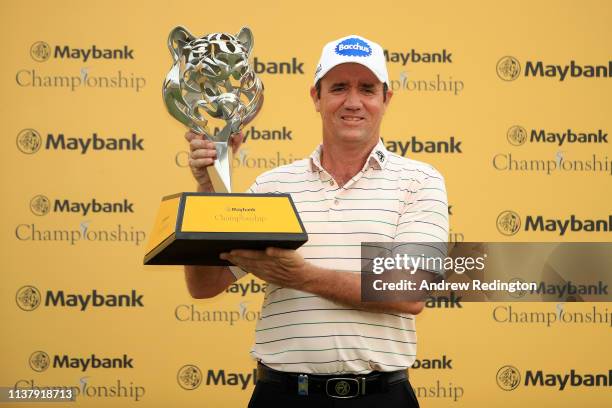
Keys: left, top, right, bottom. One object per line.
{"left": 334, "top": 131, "right": 375, "bottom": 145}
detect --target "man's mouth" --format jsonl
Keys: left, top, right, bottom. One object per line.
{"left": 340, "top": 115, "right": 364, "bottom": 122}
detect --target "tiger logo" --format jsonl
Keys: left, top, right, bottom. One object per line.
{"left": 163, "top": 26, "right": 263, "bottom": 141}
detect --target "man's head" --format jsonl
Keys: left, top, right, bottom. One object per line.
{"left": 310, "top": 35, "right": 392, "bottom": 146}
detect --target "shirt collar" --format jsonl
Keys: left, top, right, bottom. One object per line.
{"left": 309, "top": 138, "right": 389, "bottom": 172}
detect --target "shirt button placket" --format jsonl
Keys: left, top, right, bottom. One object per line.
{"left": 326, "top": 178, "right": 342, "bottom": 221}
{"left": 322, "top": 175, "right": 335, "bottom": 211}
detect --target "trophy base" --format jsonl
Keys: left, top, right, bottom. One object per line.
{"left": 144, "top": 233, "right": 306, "bottom": 266}
{"left": 143, "top": 192, "right": 308, "bottom": 266}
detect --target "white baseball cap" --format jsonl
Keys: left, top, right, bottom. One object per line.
{"left": 313, "top": 35, "right": 389, "bottom": 86}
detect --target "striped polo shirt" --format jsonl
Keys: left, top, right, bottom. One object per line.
{"left": 230, "top": 138, "right": 448, "bottom": 374}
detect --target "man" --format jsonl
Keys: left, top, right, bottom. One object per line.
{"left": 184, "top": 35, "right": 448, "bottom": 407}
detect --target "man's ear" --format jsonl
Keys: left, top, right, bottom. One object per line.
{"left": 310, "top": 86, "right": 320, "bottom": 112}
{"left": 384, "top": 88, "right": 393, "bottom": 108}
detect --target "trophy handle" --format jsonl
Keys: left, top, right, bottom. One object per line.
{"left": 236, "top": 27, "right": 254, "bottom": 56}
{"left": 167, "top": 26, "right": 195, "bottom": 61}
{"left": 206, "top": 140, "right": 232, "bottom": 193}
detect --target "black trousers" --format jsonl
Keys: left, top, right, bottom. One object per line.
{"left": 247, "top": 378, "right": 420, "bottom": 408}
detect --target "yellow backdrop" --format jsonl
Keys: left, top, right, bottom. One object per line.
{"left": 2, "top": 0, "right": 611, "bottom": 406}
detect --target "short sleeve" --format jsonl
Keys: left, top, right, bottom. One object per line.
{"left": 393, "top": 169, "right": 449, "bottom": 274}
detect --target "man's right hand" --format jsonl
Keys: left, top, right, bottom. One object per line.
{"left": 183, "top": 129, "right": 246, "bottom": 298}
{"left": 185, "top": 130, "right": 217, "bottom": 191}
{"left": 184, "top": 130, "right": 244, "bottom": 192}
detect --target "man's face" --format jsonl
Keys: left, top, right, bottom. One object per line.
{"left": 311, "top": 63, "right": 392, "bottom": 146}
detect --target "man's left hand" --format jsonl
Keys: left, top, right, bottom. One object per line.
{"left": 220, "top": 248, "right": 314, "bottom": 289}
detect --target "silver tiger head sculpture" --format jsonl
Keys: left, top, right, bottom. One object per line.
{"left": 163, "top": 26, "right": 264, "bottom": 192}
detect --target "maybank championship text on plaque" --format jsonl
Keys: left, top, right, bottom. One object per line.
{"left": 144, "top": 193, "right": 306, "bottom": 265}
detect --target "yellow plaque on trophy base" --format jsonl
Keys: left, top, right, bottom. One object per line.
{"left": 143, "top": 193, "right": 308, "bottom": 265}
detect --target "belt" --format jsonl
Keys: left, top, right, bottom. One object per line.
{"left": 256, "top": 362, "right": 408, "bottom": 399}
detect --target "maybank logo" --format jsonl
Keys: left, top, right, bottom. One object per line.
{"left": 200, "top": 126, "right": 293, "bottom": 143}
{"left": 253, "top": 57, "right": 304, "bottom": 74}
{"left": 335, "top": 38, "right": 372, "bottom": 57}
{"left": 425, "top": 292, "right": 462, "bottom": 308}
{"left": 29, "top": 351, "right": 134, "bottom": 372}
{"left": 177, "top": 365, "right": 202, "bottom": 390}
{"left": 16, "top": 129, "right": 42, "bottom": 154}
{"left": 29, "top": 196, "right": 135, "bottom": 216}
{"left": 497, "top": 211, "right": 612, "bottom": 236}
{"left": 20, "top": 42, "right": 145, "bottom": 92}
{"left": 385, "top": 49, "right": 453, "bottom": 65}
{"left": 533, "top": 281, "right": 609, "bottom": 298}
{"left": 30, "top": 41, "right": 51, "bottom": 62}
{"left": 16, "top": 285, "right": 41, "bottom": 311}
{"left": 508, "top": 278, "right": 529, "bottom": 298}
{"left": 497, "top": 366, "right": 612, "bottom": 390}
{"left": 496, "top": 56, "right": 521, "bottom": 81}
{"left": 496, "top": 211, "right": 521, "bottom": 236}
{"left": 497, "top": 56, "right": 612, "bottom": 81}
{"left": 30, "top": 195, "right": 50, "bottom": 216}
{"left": 525, "top": 215, "right": 612, "bottom": 234}
{"left": 15, "top": 286, "right": 144, "bottom": 311}
{"left": 177, "top": 365, "right": 256, "bottom": 391}
{"left": 383, "top": 136, "right": 463, "bottom": 154}
{"left": 412, "top": 355, "right": 454, "bottom": 369}
{"left": 29, "top": 351, "right": 50, "bottom": 372}
{"left": 507, "top": 126, "right": 608, "bottom": 146}
{"left": 30, "top": 42, "right": 135, "bottom": 62}
{"left": 526, "top": 60, "right": 612, "bottom": 80}
{"left": 16, "top": 130, "right": 144, "bottom": 154}
{"left": 507, "top": 126, "right": 528, "bottom": 146}
{"left": 496, "top": 365, "right": 521, "bottom": 390}
{"left": 242, "top": 126, "right": 293, "bottom": 142}
{"left": 225, "top": 278, "right": 268, "bottom": 296}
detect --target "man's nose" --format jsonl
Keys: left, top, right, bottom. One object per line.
{"left": 343, "top": 88, "right": 363, "bottom": 110}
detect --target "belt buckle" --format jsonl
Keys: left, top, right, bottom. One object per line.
{"left": 325, "top": 377, "right": 360, "bottom": 398}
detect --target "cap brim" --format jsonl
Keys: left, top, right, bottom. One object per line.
{"left": 314, "top": 60, "right": 388, "bottom": 86}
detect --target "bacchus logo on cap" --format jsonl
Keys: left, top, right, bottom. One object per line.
{"left": 335, "top": 37, "right": 372, "bottom": 57}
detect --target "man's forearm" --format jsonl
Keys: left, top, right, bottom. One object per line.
{"left": 183, "top": 183, "right": 230, "bottom": 298}
{"left": 301, "top": 265, "right": 424, "bottom": 315}
{"left": 184, "top": 265, "right": 235, "bottom": 298}
{"left": 197, "top": 181, "right": 214, "bottom": 193}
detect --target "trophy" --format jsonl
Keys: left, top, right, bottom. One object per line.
{"left": 144, "top": 26, "right": 307, "bottom": 266}
{"left": 163, "top": 26, "right": 262, "bottom": 193}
